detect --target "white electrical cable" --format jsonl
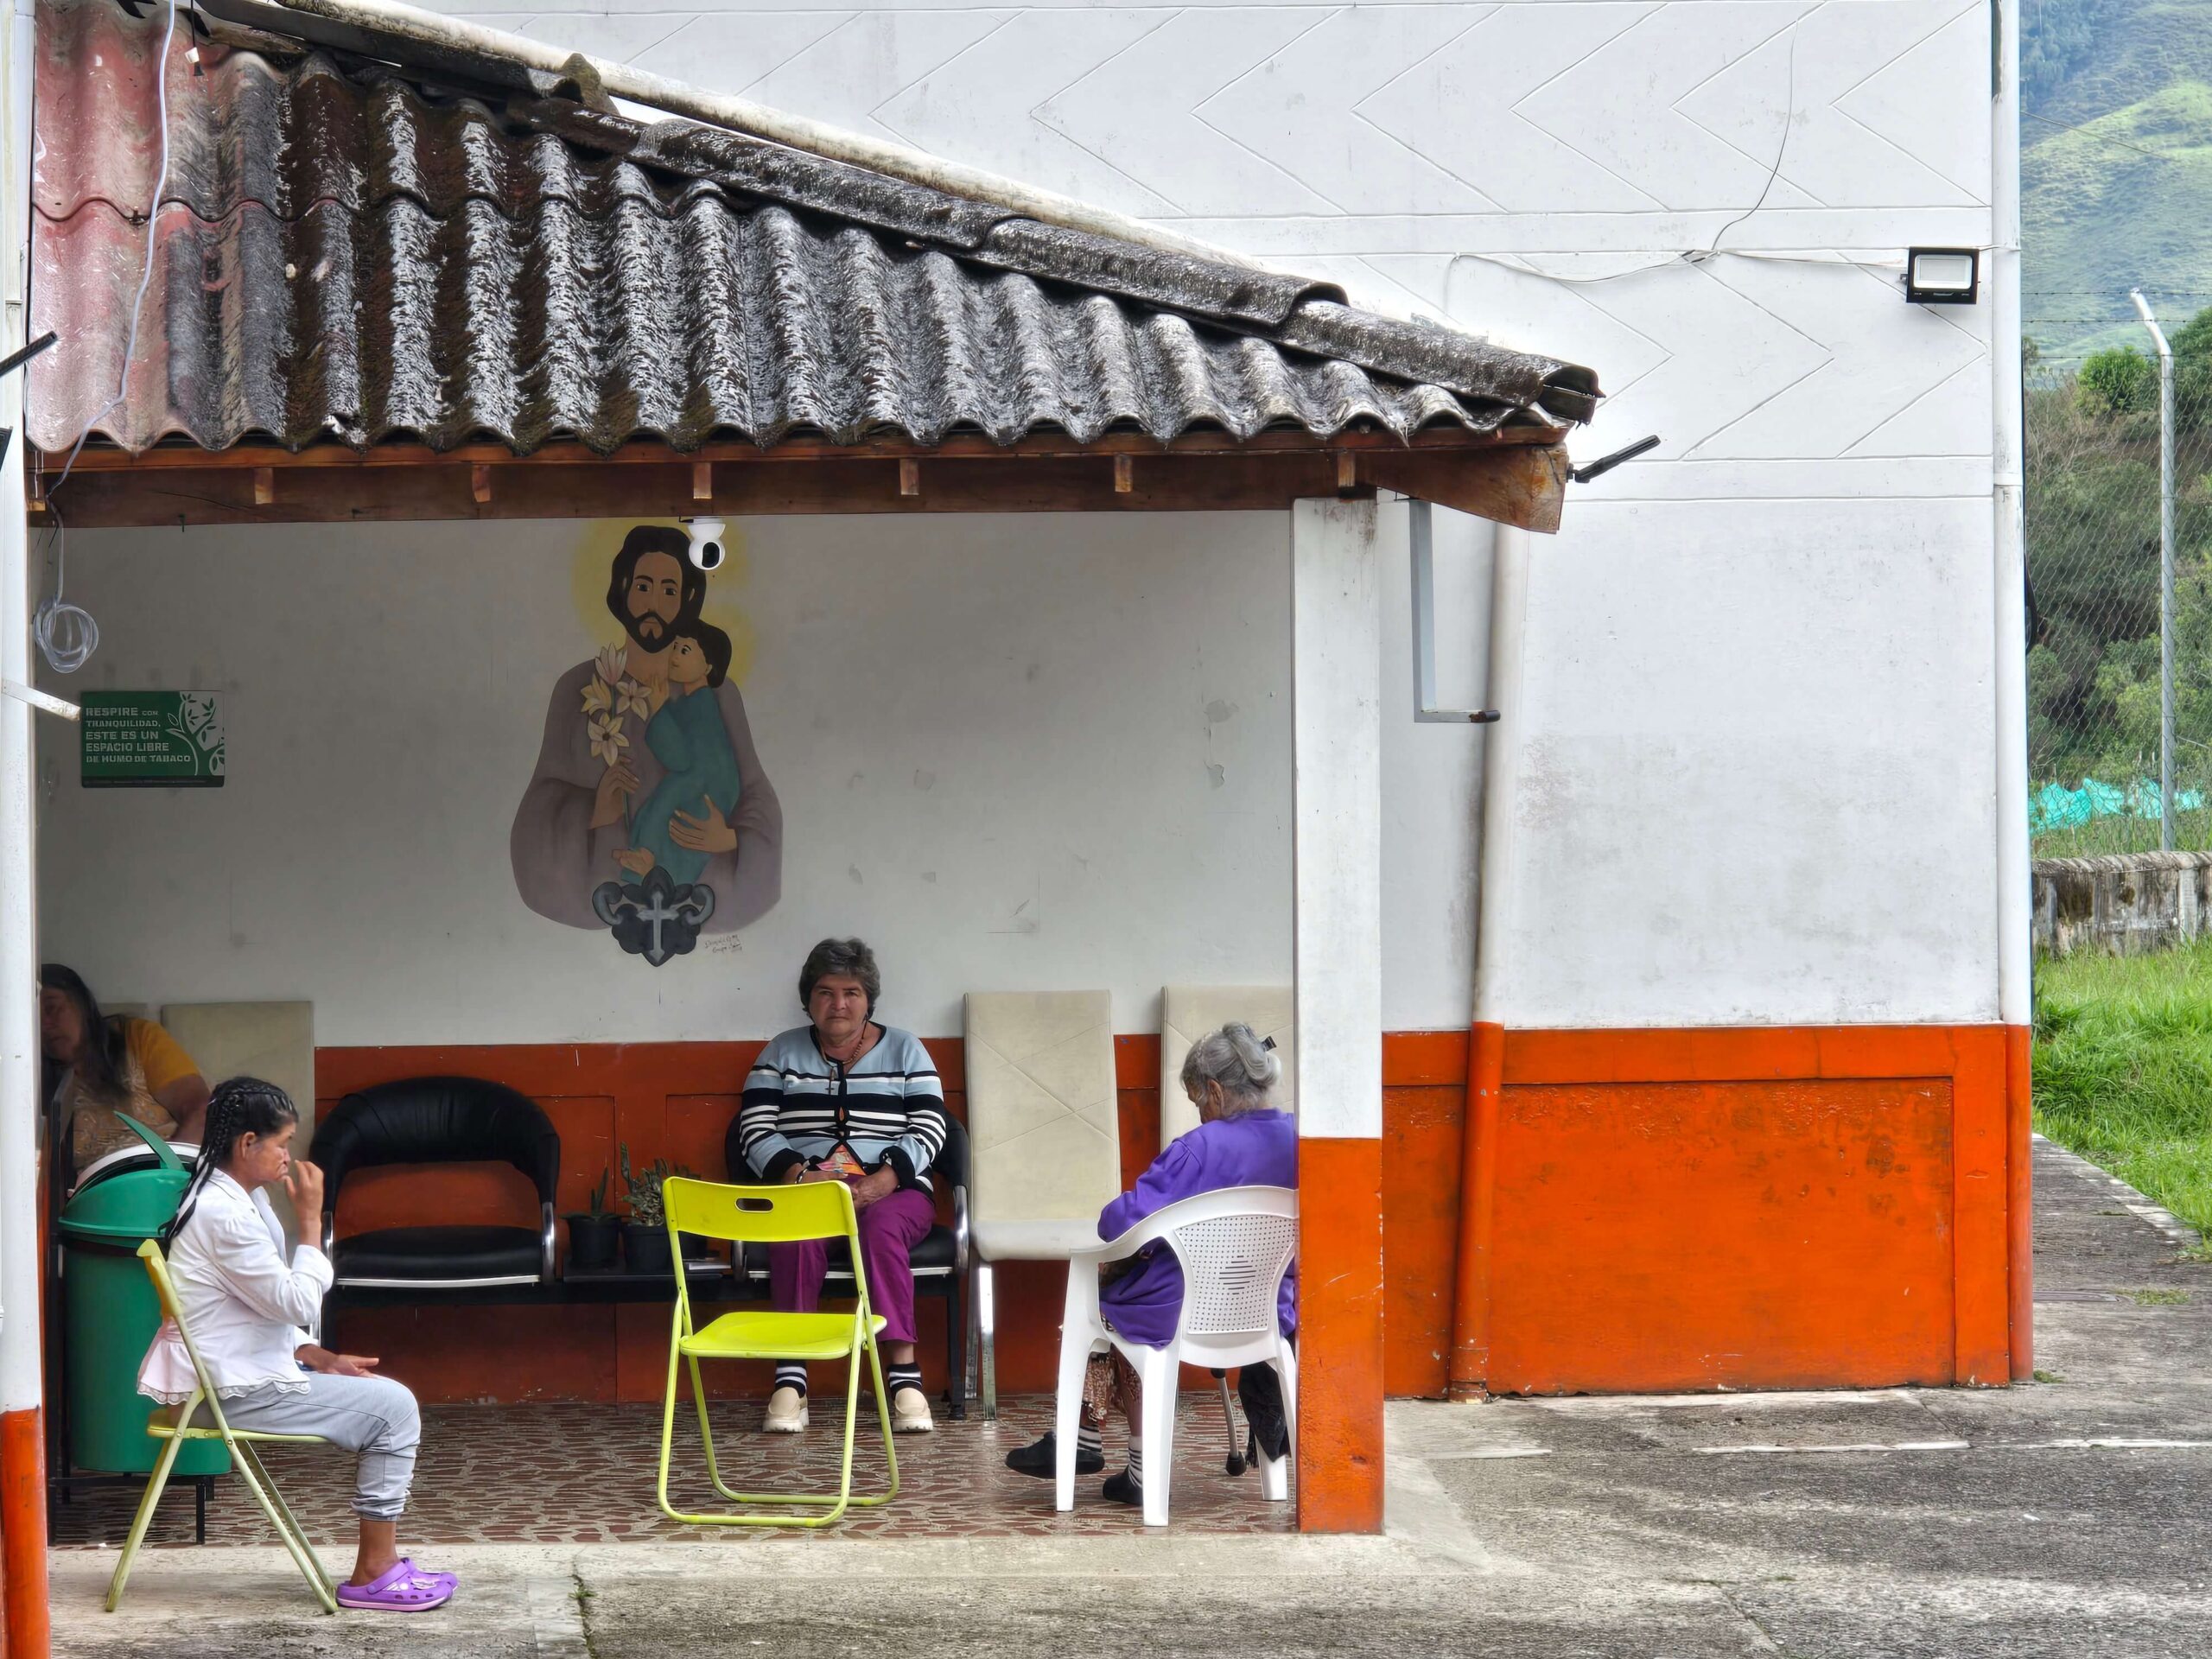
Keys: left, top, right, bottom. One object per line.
{"left": 32, "top": 511, "right": 95, "bottom": 674}
{"left": 1437, "top": 31, "right": 1949, "bottom": 296}
{"left": 35, "top": 0, "right": 177, "bottom": 673}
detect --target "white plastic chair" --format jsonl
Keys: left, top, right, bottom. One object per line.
{"left": 1053, "top": 1185, "right": 1298, "bottom": 1527}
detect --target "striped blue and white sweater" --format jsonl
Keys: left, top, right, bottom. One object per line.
{"left": 734, "top": 1025, "right": 948, "bottom": 1192}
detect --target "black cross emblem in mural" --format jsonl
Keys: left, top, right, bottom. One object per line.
{"left": 594, "top": 868, "right": 716, "bottom": 967}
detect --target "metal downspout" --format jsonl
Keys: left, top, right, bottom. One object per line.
{"left": 1447, "top": 522, "right": 1529, "bottom": 1399}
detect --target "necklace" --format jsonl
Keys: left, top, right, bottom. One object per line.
{"left": 819, "top": 1023, "right": 878, "bottom": 1066}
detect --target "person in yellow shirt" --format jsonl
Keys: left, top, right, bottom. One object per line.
{"left": 40, "top": 964, "right": 211, "bottom": 1180}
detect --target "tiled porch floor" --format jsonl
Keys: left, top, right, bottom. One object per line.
{"left": 50, "top": 1394, "right": 1292, "bottom": 1547}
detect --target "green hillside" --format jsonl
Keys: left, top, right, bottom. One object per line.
{"left": 2024, "top": 2, "right": 2212, "bottom": 366}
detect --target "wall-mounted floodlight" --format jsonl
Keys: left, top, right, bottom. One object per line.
{"left": 1904, "top": 248, "right": 1979, "bottom": 305}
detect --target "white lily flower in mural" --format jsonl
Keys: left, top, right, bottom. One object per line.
{"left": 596, "top": 644, "right": 628, "bottom": 687}
{"left": 615, "top": 678, "right": 652, "bottom": 721}
{"left": 581, "top": 677, "right": 614, "bottom": 718}
{"left": 588, "top": 715, "right": 629, "bottom": 768}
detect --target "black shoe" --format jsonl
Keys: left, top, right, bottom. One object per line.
{"left": 1101, "top": 1469, "right": 1142, "bottom": 1508}
{"left": 1005, "top": 1430, "right": 1103, "bottom": 1478}
{"left": 1238, "top": 1363, "right": 1289, "bottom": 1462}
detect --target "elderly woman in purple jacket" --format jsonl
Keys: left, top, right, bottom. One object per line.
{"left": 1006, "top": 1021, "right": 1295, "bottom": 1508}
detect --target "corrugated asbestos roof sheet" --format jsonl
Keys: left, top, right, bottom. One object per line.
{"left": 28, "top": 0, "right": 1600, "bottom": 458}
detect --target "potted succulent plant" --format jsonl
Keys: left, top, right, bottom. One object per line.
{"left": 564, "top": 1170, "right": 620, "bottom": 1273}
{"left": 618, "top": 1147, "right": 706, "bottom": 1274}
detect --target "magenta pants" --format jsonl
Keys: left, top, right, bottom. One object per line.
{"left": 766, "top": 1185, "right": 936, "bottom": 1345}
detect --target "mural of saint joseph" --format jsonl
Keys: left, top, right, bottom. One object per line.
{"left": 511, "top": 525, "right": 782, "bottom": 942}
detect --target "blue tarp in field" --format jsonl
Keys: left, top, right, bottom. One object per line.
{"left": 2031, "top": 778, "right": 2207, "bottom": 832}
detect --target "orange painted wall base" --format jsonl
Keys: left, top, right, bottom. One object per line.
{"left": 1296, "top": 1136, "right": 1383, "bottom": 1534}
{"left": 309, "top": 1024, "right": 2029, "bottom": 1405}
{"left": 2006, "top": 1022, "right": 2035, "bottom": 1380}
{"left": 1, "top": 1406, "right": 49, "bottom": 1659}
{"left": 1419, "top": 1024, "right": 2031, "bottom": 1396}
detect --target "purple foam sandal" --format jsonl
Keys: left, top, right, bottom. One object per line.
{"left": 337, "top": 1559, "right": 457, "bottom": 1612}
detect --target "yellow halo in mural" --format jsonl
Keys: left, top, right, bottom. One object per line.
{"left": 569, "top": 518, "right": 756, "bottom": 687}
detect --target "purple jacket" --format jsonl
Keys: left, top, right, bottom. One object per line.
{"left": 1096, "top": 1109, "right": 1297, "bottom": 1350}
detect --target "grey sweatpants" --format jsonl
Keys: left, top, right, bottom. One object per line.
{"left": 211, "top": 1373, "right": 423, "bottom": 1519}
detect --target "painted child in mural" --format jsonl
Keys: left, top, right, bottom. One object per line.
{"left": 510, "top": 526, "right": 781, "bottom": 954}
{"left": 615, "top": 620, "right": 744, "bottom": 889}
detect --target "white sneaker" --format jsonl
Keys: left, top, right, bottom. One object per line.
{"left": 765, "top": 1385, "right": 809, "bottom": 1432}
{"left": 891, "top": 1385, "right": 935, "bottom": 1434}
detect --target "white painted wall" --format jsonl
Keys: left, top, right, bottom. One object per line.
{"left": 37, "top": 0, "right": 2006, "bottom": 1034}
{"left": 35, "top": 506, "right": 1497, "bottom": 1040}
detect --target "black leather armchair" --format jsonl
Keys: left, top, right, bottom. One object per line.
{"left": 721, "top": 1113, "right": 970, "bottom": 1419}
{"left": 318, "top": 1077, "right": 561, "bottom": 1291}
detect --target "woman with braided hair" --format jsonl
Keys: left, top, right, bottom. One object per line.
{"left": 139, "top": 1077, "right": 458, "bottom": 1612}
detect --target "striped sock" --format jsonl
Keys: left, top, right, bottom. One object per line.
{"left": 886, "top": 1362, "right": 924, "bottom": 1395}
{"left": 1077, "top": 1420, "right": 1103, "bottom": 1458}
{"left": 773, "top": 1363, "right": 809, "bottom": 1397}
{"left": 1124, "top": 1441, "right": 1144, "bottom": 1489}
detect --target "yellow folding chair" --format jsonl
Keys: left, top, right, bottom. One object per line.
{"left": 105, "top": 1240, "right": 339, "bottom": 1614}
{"left": 658, "top": 1177, "right": 900, "bottom": 1528}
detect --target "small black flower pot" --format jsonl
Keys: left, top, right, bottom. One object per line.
{"left": 565, "top": 1213, "right": 620, "bottom": 1273}
{"left": 623, "top": 1222, "right": 673, "bottom": 1277}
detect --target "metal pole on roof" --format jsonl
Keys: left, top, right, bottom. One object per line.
{"left": 2132, "top": 289, "right": 2177, "bottom": 852}
{"left": 0, "top": 0, "right": 53, "bottom": 1641}
{"left": 1991, "top": 0, "right": 2033, "bottom": 1385}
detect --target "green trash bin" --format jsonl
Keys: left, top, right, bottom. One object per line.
{"left": 55, "top": 1118, "right": 229, "bottom": 1477}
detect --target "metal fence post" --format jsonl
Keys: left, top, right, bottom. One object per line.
{"left": 2131, "top": 289, "right": 2177, "bottom": 851}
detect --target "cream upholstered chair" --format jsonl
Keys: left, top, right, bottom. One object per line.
{"left": 963, "top": 990, "right": 1120, "bottom": 1418}
{"left": 161, "top": 1002, "right": 316, "bottom": 1116}
{"left": 1159, "top": 986, "right": 1295, "bottom": 1148}
{"left": 160, "top": 1001, "right": 315, "bottom": 1237}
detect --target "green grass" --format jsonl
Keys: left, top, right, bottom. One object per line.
{"left": 2033, "top": 940, "right": 2212, "bottom": 1235}
{"left": 2031, "top": 802, "right": 2212, "bottom": 858}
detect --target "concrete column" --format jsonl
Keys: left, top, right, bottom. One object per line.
{"left": 1290, "top": 497, "right": 1384, "bottom": 1533}
{"left": 0, "top": 0, "right": 50, "bottom": 1644}
{"left": 1990, "top": 0, "right": 2032, "bottom": 1382}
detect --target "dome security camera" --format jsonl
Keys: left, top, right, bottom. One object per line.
{"left": 685, "top": 517, "right": 728, "bottom": 573}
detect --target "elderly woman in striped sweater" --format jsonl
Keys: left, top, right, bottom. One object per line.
{"left": 728, "top": 938, "right": 949, "bottom": 1433}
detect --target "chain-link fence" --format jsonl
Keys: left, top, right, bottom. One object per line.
{"left": 2026, "top": 303, "right": 2212, "bottom": 856}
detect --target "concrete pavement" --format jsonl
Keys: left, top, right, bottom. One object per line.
{"left": 50, "top": 1136, "right": 2212, "bottom": 1657}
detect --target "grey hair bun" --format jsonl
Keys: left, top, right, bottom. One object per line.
{"left": 1179, "top": 1020, "right": 1281, "bottom": 1110}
